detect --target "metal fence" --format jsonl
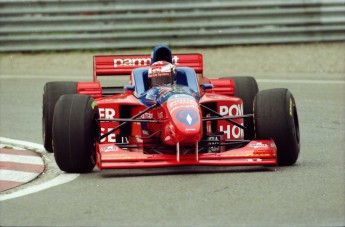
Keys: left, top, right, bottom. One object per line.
{"left": 0, "top": 0, "right": 344, "bottom": 52}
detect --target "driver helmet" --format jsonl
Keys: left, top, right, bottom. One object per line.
{"left": 148, "top": 61, "right": 176, "bottom": 87}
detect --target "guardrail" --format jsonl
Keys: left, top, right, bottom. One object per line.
{"left": 0, "top": 0, "right": 344, "bottom": 52}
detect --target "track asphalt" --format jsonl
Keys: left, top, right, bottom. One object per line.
{"left": 0, "top": 142, "right": 44, "bottom": 192}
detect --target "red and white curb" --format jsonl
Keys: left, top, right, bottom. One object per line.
{"left": 0, "top": 146, "right": 44, "bottom": 192}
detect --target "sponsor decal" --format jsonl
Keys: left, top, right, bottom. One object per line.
{"left": 100, "top": 128, "right": 116, "bottom": 143}
{"left": 100, "top": 145, "right": 118, "bottom": 152}
{"left": 219, "top": 104, "right": 243, "bottom": 116}
{"left": 176, "top": 109, "right": 199, "bottom": 126}
{"left": 113, "top": 56, "right": 180, "bottom": 68}
{"left": 219, "top": 124, "right": 243, "bottom": 139}
{"left": 218, "top": 104, "right": 244, "bottom": 139}
{"left": 114, "top": 58, "right": 150, "bottom": 68}
{"left": 169, "top": 98, "right": 196, "bottom": 108}
{"left": 249, "top": 142, "right": 268, "bottom": 149}
{"left": 208, "top": 135, "right": 221, "bottom": 152}
{"left": 168, "top": 98, "right": 199, "bottom": 114}
{"left": 253, "top": 150, "right": 270, "bottom": 155}
{"left": 99, "top": 108, "right": 116, "bottom": 119}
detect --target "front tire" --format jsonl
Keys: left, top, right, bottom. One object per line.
{"left": 254, "top": 88, "right": 300, "bottom": 166}
{"left": 53, "top": 94, "right": 99, "bottom": 173}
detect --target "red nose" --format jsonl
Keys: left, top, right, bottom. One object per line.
{"left": 161, "top": 98, "right": 203, "bottom": 145}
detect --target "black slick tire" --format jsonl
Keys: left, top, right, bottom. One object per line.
{"left": 254, "top": 88, "right": 300, "bottom": 166}
{"left": 42, "top": 81, "right": 77, "bottom": 152}
{"left": 52, "top": 94, "right": 99, "bottom": 173}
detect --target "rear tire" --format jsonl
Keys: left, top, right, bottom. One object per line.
{"left": 53, "top": 94, "right": 99, "bottom": 173}
{"left": 254, "top": 88, "right": 300, "bottom": 166}
{"left": 42, "top": 81, "right": 77, "bottom": 152}
{"left": 225, "top": 76, "right": 258, "bottom": 139}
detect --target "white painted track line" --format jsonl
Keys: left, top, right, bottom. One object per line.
{"left": 0, "top": 137, "right": 79, "bottom": 201}
{"left": 0, "top": 173, "right": 79, "bottom": 201}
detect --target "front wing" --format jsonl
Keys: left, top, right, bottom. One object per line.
{"left": 96, "top": 140, "right": 277, "bottom": 169}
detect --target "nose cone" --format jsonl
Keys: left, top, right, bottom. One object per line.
{"left": 162, "top": 97, "right": 202, "bottom": 145}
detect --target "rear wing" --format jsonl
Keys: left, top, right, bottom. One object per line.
{"left": 93, "top": 54, "right": 203, "bottom": 81}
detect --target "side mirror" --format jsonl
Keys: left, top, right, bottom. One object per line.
{"left": 202, "top": 84, "right": 213, "bottom": 91}
{"left": 124, "top": 85, "right": 135, "bottom": 91}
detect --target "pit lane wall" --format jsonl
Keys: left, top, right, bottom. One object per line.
{"left": 0, "top": 0, "right": 344, "bottom": 52}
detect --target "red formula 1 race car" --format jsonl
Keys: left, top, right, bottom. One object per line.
{"left": 42, "top": 45, "right": 300, "bottom": 173}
